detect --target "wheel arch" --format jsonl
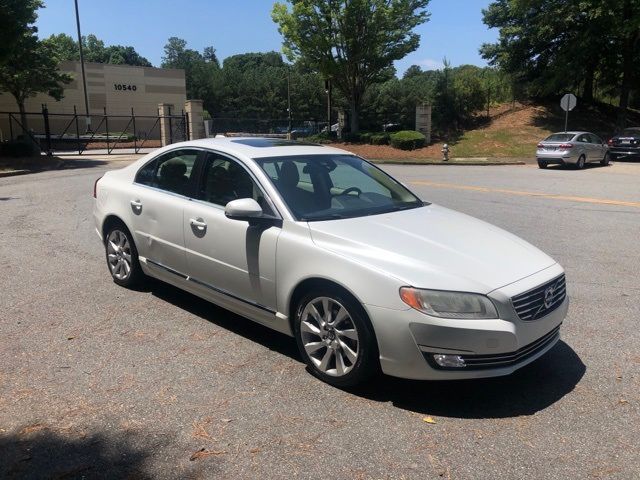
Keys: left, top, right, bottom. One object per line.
{"left": 101, "top": 214, "right": 133, "bottom": 244}
{"left": 287, "top": 277, "right": 379, "bottom": 352}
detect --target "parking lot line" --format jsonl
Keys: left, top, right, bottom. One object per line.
{"left": 409, "top": 180, "right": 640, "bottom": 208}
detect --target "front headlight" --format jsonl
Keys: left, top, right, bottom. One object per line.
{"left": 400, "top": 287, "right": 498, "bottom": 319}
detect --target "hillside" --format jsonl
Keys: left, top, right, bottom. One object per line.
{"left": 337, "top": 101, "right": 640, "bottom": 160}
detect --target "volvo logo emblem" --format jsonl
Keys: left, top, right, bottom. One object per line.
{"left": 543, "top": 286, "right": 555, "bottom": 309}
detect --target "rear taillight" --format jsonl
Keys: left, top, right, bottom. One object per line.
{"left": 607, "top": 138, "right": 614, "bottom": 146}
{"left": 93, "top": 176, "right": 103, "bottom": 198}
{"left": 537, "top": 143, "right": 544, "bottom": 149}
{"left": 558, "top": 143, "right": 573, "bottom": 149}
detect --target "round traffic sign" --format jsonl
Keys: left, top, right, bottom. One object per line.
{"left": 561, "top": 93, "right": 577, "bottom": 112}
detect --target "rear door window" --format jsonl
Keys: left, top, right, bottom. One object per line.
{"left": 135, "top": 149, "right": 199, "bottom": 196}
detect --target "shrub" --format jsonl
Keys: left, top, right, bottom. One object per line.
{"left": 342, "top": 132, "right": 361, "bottom": 143}
{"left": 0, "top": 139, "right": 40, "bottom": 157}
{"left": 306, "top": 133, "right": 334, "bottom": 144}
{"left": 389, "top": 130, "right": 426, "bottom": 150}
{"left": 369, "top": 133, "right": 390, "bottom": 145}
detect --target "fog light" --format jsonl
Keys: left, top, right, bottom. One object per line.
{"left": 433, "top": 354, "right": 466, "bottom": 368}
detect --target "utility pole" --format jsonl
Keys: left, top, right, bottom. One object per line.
{"left": 74, "top": 0, "right": 91, "bottom": 132}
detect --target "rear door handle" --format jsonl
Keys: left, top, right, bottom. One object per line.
{"left": 130, "top": 199, "right": 142, "bottom": 214}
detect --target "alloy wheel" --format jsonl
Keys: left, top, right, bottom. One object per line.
{"left": 107, "top": 229, "right": 132, "bottom": 281}
{"left": 299, "top": 297, "right": 360, "bottom": 377}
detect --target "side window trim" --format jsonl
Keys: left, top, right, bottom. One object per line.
{"left": 195, "top": 150, "right": 282, "bottom": 219}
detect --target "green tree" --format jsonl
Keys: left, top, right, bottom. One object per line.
{"left": 481, "top": 0, "right": 640, "bottom": 126}
{"left": 44, "top": 33, "right": 152, "bottom": 66}
{"left": 272, "top": 0, "right": 431, "bottom": 132}
{"left": 42, "top": 33, "right": 79, "bottom": 62}
{"left": 161, "top": 37, "right": 219, "bottom": 109}
{"left": 0, "top": 34, "right": 71, "bottom": 130}
{"left": 0, "top": 0, "right": 42, "bottom": 63}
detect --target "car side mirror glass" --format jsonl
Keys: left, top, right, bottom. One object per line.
{"left": 225, "top": 198, "right": 263, "bottom": 220}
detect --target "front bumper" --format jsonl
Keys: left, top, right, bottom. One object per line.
{"left": 610, "top": 147, "right": 640, "bottom": 159}
{"left": 366, "top": 264, "right": 568, "bottom": 380}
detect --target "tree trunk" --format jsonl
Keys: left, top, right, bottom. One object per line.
{"left": 583, "top": 63, "right": 595, "bottom": 103}
{"left": 349, "top": 98, "right": 360, "bottom": 134}
{"left": 617, "top": 1, "right": 639, "bottom": 128}
{"left": 17, "top": 100, "right": 29, "bottom": 135}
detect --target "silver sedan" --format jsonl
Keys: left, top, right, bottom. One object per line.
{"left": 536, "top": 131, "right": 610, "bottom": 169}
{"left": 94, "top": 138, "right": 568, "bottom": 387}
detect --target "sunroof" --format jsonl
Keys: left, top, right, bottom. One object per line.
{"left": 230, "top": 138, "right": 321, "bottom": 148}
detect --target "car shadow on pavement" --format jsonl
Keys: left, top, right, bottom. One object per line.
{"left": 352, "top": 340, "right": 585, "bottom": 419}
{"left": 148, "top": 279, "right": 301, "bottom": 361}
{"left": 0, "top": 428, "right": 152, "bottom": 479}
{"left": 57, "top": 158, "right": 110, "bottom": 170}
{"left": 145, "top": 280, "right": 585, "bottom": 419}
{"left": 546, "top": 163, "right": 608, "bottom": 171}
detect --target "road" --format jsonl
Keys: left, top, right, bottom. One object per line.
{"left": 1, "top": 159, "right": 639, "bottom": 479}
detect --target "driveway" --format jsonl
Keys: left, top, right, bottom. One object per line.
{"left": 0, "top": 160, "right": 638, "bottom": 479}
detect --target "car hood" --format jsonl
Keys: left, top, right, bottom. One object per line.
{"left": 307, "top": 204, "right": 556, "bottom": 294}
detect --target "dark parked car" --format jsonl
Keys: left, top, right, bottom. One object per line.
{"left": 608, "top": 127, "right": 640, "bottom": 160}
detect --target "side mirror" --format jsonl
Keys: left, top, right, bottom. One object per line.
{"left": 225, "top": 198, "right": 263, "bottom": 220}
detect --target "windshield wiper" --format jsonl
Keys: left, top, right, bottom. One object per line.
{"left": 301, "top": 213, "right": 346, "bottom": 221}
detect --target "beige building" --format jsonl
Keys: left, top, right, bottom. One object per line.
{"left": 0, "top": 61, "right": 186, "bottom": 139}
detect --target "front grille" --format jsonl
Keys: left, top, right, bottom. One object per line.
{"left": 512, "top": 274, "right": 566, "bottom": 321}
{"left": 425, "top": 324, "right": 561, "bottom": 370}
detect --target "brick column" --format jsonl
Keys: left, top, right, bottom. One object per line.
{"left": 185, "top": 99, "right": 205, "bottom": 140}
{"left": 158, "top": 103, "right": 174, "bottom": 146}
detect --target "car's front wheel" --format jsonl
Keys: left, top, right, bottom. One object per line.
{"left": 294, "top": 290, "right": 378, "bottom": 387}
{"left": 105, "top": 223, "right": 144, "bottom": 288}
{"left": 600, "top": 152, "right": 610, "bottom": 166}
{"left": 576, "top": 155, "right": 586, "bottom": 169}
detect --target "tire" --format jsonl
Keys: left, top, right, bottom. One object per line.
{"left": 104, "top": 222, "right": 145, "bottom": 288}
{"left": 600, "top": 152, "right": 610, "bottom": 166}
{"left": 294, "top": 289, "right": 379, "bottom": 388}
{"left": 576, "top": 155, "right": 586, "bottom": 169}
{"left": 537, "top": 160, "right": 548, "bottom": 169}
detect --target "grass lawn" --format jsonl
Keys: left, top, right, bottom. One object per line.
{"left": 449, "top": 125, "right": 552, "bottom": 158}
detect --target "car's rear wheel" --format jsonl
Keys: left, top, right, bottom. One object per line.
{"left": 294, "top": 290, "right": 378, "bottom": 387}
{"left": 537, "top": 160, "right": 548, "bottom": 169}
{"left": 600, "top": 152, "right": 610, "bottom": 166}
{"left": 105, "top": 223, "right": 144, "bottom": 288}
{"left": 576, "top": 155, "right": 586, "bottom": 169}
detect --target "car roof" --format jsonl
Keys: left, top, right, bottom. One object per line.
{"left": 549, "top": 131, "right": 590, "bottom": 136}
{"left": 175, "top": 137, "right": 350, "bottom": 159}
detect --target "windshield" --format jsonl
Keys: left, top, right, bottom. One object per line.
{"left": 544, "top": 133, "right": 575, "bottom": 142}
{"left": 255, "top": 154, "right": 425, "bottom": 221}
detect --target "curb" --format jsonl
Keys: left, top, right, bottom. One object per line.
{"left": 0, "top": 169, "right": 32, "bottom": 178}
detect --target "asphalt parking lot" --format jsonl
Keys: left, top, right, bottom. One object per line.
{"left": 1, "top": 158, "right": 639, "bottom": 479}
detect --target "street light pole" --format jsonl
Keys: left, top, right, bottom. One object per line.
{"left": 74, "top": 0, "right": 91, "bottom": 132}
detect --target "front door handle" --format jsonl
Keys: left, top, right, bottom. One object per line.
{"left": 130, "top": 199, "right": 142, "bottom": 214}
{"left": 189, "top": 217, "right": 207, "bottom": 230}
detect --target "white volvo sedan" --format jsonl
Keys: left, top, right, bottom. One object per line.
{"left": 93, "top": 138, "right": 568, "bottom": 387}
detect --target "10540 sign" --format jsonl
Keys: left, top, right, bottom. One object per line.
{"left": 114, "top": 84, "right": 137, "bottom": 92}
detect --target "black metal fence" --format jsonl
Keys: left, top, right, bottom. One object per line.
{"left": 0, "top": 105, "right": 188, "bottom": 155}
{"left": 208, "top": 117, "right": 328, "bottom": 138}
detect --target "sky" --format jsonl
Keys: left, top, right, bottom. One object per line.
{"left": 35, "top": 0, "right": 498, "bottom": 75}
